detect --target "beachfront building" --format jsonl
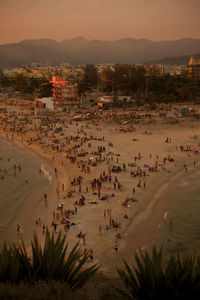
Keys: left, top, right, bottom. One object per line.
{"left": 97, "top": 95, "right": 113, "bottom": 108}
{"left": 50, "top": 75, "right": 79, "bottom": 105}
{"left": 187, "top": 57, "right": 200, "bottom": 81}
{"left": 35, "top": 97, "right": 54, "bottom": 110}
{"left": 176, "top": 65, "right": 187, "bottom": 77}
{"left": 117, "top": 96, "right": 132, "bottom": 102}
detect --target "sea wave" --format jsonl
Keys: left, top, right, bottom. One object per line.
{"left": 40, "top": 164, "right": 53, "bottom": 184}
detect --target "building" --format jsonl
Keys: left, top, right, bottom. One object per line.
{"left": 176, "top": 65, "right": 187, "bottom": 77}
{"left": 187, "top": 57, "right": 200, "bottom": 81}
{"left": 35, "top": 97, "right": 54, "bottom": 111}
{"left": 50, "top": 76, "right": 78, "bottom": 104}
{"left": 117, "top": 96, "right": 132, "bottom": 102}
{"left": 163, "top": 64, "right": 177, "bottom": 75}
{"left": 97, "top": 95, "right": 113, "bottom": 107}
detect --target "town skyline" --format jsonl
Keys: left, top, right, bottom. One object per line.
{"left": 1, "top": 0, "right": 200, "bottom": 45}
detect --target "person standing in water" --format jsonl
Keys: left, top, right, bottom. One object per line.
{"left": 170, "top": 219, "right": 173, "bottom": 232}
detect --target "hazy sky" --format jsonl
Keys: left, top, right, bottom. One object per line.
{"left": 1, "top": 0, "right": 200, "bottom": 45}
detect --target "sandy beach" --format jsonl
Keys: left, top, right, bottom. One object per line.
{"left": 1, "top": 104, "right": 200, "bottom": 274}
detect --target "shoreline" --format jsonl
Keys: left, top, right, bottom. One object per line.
{"left": 99, "top": 155, "right": 200, "bottom": 273}
{"left": 0, "top": 131, "right": 73, "bottom": 247}
{"left": 0, "top": 106, "right": 200, "bottom": 274}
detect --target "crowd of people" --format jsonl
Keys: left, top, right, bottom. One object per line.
{"left": 0, "top": 104, "right": 199, "bottom": 267}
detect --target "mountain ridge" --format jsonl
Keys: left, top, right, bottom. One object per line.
{"left": 0, "top": 37, "right": 200, "bottom": 66}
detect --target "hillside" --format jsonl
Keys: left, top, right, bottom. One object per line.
{"left": 1, "top": 37, "right": 200, "bottom": 66}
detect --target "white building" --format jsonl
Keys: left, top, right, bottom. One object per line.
{"left": 35, "top": 97, "right": 54, "bottom": 110}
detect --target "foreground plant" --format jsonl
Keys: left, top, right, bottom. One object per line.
{"left": 117, "top": 246, "right": 200, "bottom": 300}
{"left": 0, "top": 281, "right": 85, "bottom": 300}
{"left": 0, "top": 230, "right": 99, "bottom": 289}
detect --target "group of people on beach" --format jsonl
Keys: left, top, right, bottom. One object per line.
{"left": 1, "top": 104, "right": 199, "bottom": 268}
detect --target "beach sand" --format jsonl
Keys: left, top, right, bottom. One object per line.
{"left": 1, "top": 104, "right": 200, "bottom": 275}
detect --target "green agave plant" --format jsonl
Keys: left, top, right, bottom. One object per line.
{"left": 0, "top": 230, "right": 99, "bottom": 289}
{"left": 0, "top": 242, "right": 20, "bottom": 283}
{"left": 117, "top": 247, "right": 200, "bottom": 300}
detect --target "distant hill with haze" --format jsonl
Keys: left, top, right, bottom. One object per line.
{"left": 0, "top": 37, "right": 200, "bottom": 66}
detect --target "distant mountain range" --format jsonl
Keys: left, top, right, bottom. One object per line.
{"left": 0, "top": 37, "right": 200, "bottom": 67}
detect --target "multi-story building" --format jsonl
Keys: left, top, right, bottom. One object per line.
{"left": 146, "top": 64, "right": 164, "bottom": 76}
{"left": 50, "top": 75, "right": 78, "bottom": 104}
{"left": 176, "top": 65, "right": 187, "bottom": 77}
{"left": 187, "top": 57, "right": 200, "bottom": 81}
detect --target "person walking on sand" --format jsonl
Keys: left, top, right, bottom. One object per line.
{"left": 89, "top": 249, "right": 93, "bottom": 262}
{"left": 56, "top": 188, "right": 60, "bottom": 197}
{"left": 114, "top": 241, "right": 118, "bottom": 253}
{"left": 52, "top": 222, "right": 57, "bottom": 233}
{"left": 42, "top": 224, "right": 46, "bottom": 235}
{"left": 17, "top": 224, "right": 21, "bottom": 233}
{"left": 183, "top": 164, "right": 188, "bottom": 173}
{"left": 83, "top": 234, "right": 86, "bottom": 245}
{"left": 170, "top": 219, "right": 173, "bottom": 232}
{"left": 83, "top": 248, "right": 87, "bottom": 256}
{"left": 98, "top": 187, "right": 101, "bottom": 199}
{"left": 99, "top": 225, "right": 102, "bottom": 235}
{"left": 75, "top": 205, "right": 78, "bottom": 214}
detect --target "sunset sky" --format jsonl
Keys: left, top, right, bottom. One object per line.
{"left": 1, "top": 0, "right": 200, "bottom": 45}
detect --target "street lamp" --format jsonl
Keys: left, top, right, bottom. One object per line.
{"left": 97, "top": 68, "right": 100, "bottom": 93}
{"left": 145, "top": 79, "right": 149, "bottom": 97}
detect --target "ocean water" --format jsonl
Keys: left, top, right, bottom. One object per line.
{"left": 150, "top": 167, "right": 200, "bottom": 256}
{"left": 0, "top": 137, "right": 55, "bottom": 246}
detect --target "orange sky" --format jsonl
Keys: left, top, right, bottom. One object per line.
{"left": 1, "top": 0, "right": 200, "bottom": 45}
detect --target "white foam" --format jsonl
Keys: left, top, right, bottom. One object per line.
{"left": 164, "top": 210, "right": 169, "bottom": 220}
{"left": 157, "top": 223, "right": 161, "bottom": 230}
{"left": 40, "top": 164, "right": 53, "bottom": 184}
